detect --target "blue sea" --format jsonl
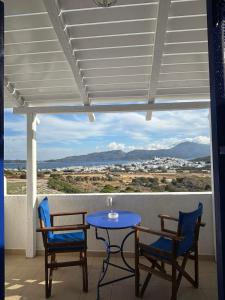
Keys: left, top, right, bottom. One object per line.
{"left": 4, "top": 160, "right": 132, "bottom": 170}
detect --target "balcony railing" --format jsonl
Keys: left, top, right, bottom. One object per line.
{"left": 5, "top": 192, "right": 214, "bottom": 257}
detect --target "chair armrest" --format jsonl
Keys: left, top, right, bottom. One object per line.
{"left": 135, "top": 225, "right": 183, "bottom": 241}
{"left": 158, "top": 214, "right": 206, "bottom": 227}
{"left": 158, "top": 214, "right": 179, "bottom": 222}
{"left": 37, "top": 224, "right": 90, "bottom": 232}
{"left": 50, "top": 211, "right": 87, "bottom": 217}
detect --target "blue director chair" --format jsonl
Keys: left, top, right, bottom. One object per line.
{"left": 135, "top": 203, "right": 205, "bottom": 300}
{"left": 37, "top": 197, "right": 90, "bottom": 298}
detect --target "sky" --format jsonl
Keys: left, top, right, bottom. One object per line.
{"left": 4, "top": 108, "right": 210, "bottom": 161}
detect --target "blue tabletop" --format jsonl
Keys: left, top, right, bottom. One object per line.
{"left": 86, "top": 210, "right": 141, "bottom": 229}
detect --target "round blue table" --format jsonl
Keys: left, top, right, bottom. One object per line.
{"left": 87, "top": 210, "right": 141, "bottom": 300}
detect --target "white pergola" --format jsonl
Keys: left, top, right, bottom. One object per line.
{"left": 4, "top": 0, "right": 210, "bottom": 257}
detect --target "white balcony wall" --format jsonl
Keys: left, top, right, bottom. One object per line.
{"left": 4, "top": 192, "right": 214, "bottom": 256}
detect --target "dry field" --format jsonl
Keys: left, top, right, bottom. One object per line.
{"left": 5, "top": 170, "right": 211, "bottom": 194}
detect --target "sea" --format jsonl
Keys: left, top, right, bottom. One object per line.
{"left": 4, "top": 160, "right": 132, "bottom": 171}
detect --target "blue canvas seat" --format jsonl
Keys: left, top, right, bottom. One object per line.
{"left": 49, "top": 231, "right": 85, "bottom": 243}
{"left": 48, "top": 232, "right": 85, "bottom": 252}
{"left": 38, "top": 197, "right": 85, "bottom": 250}
{"left": 142, "top": 203, "right": 203, "bottom": 260}
{"left": 135, "top": 203, "right": 205, "bottom": 300}
{"left": 37, "top": 197, "right": 89, "bottom": 298}
{"left": 141, "top": 237, "right": 176, "bottom": 259}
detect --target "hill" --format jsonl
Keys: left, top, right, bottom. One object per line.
{"left": 46, "top": 142, "right": 210, "bottom": 163}
{"left": 192, "top": 155, "right": 210, "bottom": 163}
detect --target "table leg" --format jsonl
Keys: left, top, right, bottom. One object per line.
{"left": 95, "top": 228, "right": 135, "bottom": 300}
{"left": 121, "top": 230, "right": 135, "bottom": 272}
{"left": 96, "top": 229, "right": 111, "bottom": 300}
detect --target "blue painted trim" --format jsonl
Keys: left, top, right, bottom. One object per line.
{"left": 0, "top": 1, "right": 3, "bottom": 299}
{"left": 0, "top": 1, "right": 3, "bottom": 298}
{"left": 207, "top": 1, "right": 225, "bottom": 299}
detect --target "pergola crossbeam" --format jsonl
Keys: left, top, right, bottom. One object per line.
{"left": 146, "top": 0, "right": 171, "bottom": 121}
{"left": 43, "top": 0, "right": 95, "bottom": 122}
{"left": 14, "top": 101, "right": 210, "bottom": 115}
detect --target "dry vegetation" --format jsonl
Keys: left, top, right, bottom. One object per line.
{"left": 5, "top": 169, "right": 211, "bottom": 194}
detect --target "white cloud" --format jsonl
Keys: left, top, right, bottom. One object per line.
{"left": 4, "top": 109, "right": 210, "bottom": 160}
{"left": 185, "top": 136, "right": 210, "bottom": 144}
{"left": 107, "top": 142, "right": 125, "bottom": 151}
{"left": 107, "top": 142, "right": 136, "bottom": 152}
{"left": 146, "top": 143, "right": 171, "bottom": 150}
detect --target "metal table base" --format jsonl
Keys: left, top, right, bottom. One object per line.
{"left": 95, "top": 228, "right": 135, "bottom": 300}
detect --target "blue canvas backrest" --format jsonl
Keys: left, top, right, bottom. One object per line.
{"left": 178, "top": 203, "right": 203, "bottom": 253}
{"left": 38, "top": 197, "right": 54, "bottom": 239}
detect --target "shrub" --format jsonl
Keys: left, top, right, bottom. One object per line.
{"left": 100, "top": 184, "right": 116, "bottom": 193}
{"left": 165, "top": 184, "right": 177, "bottom": 192}
{"left": 4, "top": 170, "right": 15, "bottom": 177}
{"left": 37, "top": 172, "right": 45, "bottom": 179}
{"left": 50, "top": 173, "right": 61, "bottom": 179}
{"left": 171, "top": 179, "right": 177, "bottom": 185}
{"left": 161, "top": 177, "right": 167, "bottom": 183}
{"left": 48, "top": 177, "right": 82, "bottom": 193}
{"left": 20, "top": 173, "right": 26, "bottom": 179}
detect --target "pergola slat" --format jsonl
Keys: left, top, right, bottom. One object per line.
{"left": 5, "top": 40, "right": 62, "bottom": 56}
{"left": 58, "top": 0, "right": 158, "bottom": 11}
{"left": 79, "top": 57, "right": 152, "bottom": 69}
{"left": 4, "top": 0, "right": 210, "bottom": 117}
{"left": 63, "top": 5, "right": 158, "bottom": 26}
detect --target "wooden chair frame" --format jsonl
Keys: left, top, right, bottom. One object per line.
{"left": 135, "top": 214, "right": 205, "bottom": 300}
{"left": 37, "top": 211, "right": 90, "bottom": 298}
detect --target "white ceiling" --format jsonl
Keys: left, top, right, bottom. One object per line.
{"left": 4, "top": 0, "right": 209, "bottom": 117}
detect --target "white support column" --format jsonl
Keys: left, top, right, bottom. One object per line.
{"left": 4, "top": 176, "right": 7, "bottom": 195}
{"left": 26, "top": 113, "right": 37, "bottom": 258}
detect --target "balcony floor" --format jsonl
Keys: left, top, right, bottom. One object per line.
{"left": 5, "top": 254, "right": 218, "bottom": 300}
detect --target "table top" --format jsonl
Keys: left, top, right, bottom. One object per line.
{"left": 86, "top": 210, "right": 141, "bottom": 229}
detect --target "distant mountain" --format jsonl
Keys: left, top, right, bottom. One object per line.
{"left": 46, "top": 142, "right": 210, "bottom": 163}
{"left": 4, "top": 160, "right": 25, "bottom": 163}
{"left": 192, "top": 155, "right": 211, "bottom": 163}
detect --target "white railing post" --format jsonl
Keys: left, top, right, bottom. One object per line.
{"left": 26, "top": 113, "right": 37, "bottom": 257}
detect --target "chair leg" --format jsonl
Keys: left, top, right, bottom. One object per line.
{"left": 140, "top": 261, "right": 156, "bottom": 298}
{"left": 84, "top": 251, "right": 88, "bottom": 292}
{"left": 161, "top": 261, "right": 165, "bottom": 273}
{"left": 44, "top": 253, "right": 55, "bottom": 298}
{"left": 45, "top": 253, "right": 51, "bottom": 298}
{"left": 176, "top": 254, "right": 188, "bottom": 293}
{"left": 48, "top": 254, "right": 55, "bottom": 296}
{"left": 140, "top": 272, "right": 152, "bottom": 298}
{"left": 52, "top": 253, "right": 57, "bottom": 270}
{"left": 81, "top": 250, "right": 88, "bottom": 292}
{"left": 135, "top": 253, "right": 140, "bottom": 297}
{"left": 194, "top": 246, "right": 199, "bottom": 288}
{"left": 135, "top": 267, "right": 140, "bottom": 297}
{"left": 171, "top": 262, "right": 177, "bottom": 300}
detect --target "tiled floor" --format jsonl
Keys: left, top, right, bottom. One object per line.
{"left": 5, "top": 255, "right": 218, "bottom": 300}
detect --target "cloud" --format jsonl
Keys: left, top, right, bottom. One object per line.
{"left": 4, "top": 109, "right": 210, "bottom": 160}
{"left": 107, "top": 142, "right": 125, "bottom": 151}
{"left": 185, "top": 136, "right": 210, "bottom": 144}
{"left": 107, "top": 142, "right": 136, "bottom": 152}
{"left": 106, "top": 135, "right": 210, "bottom": 153}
